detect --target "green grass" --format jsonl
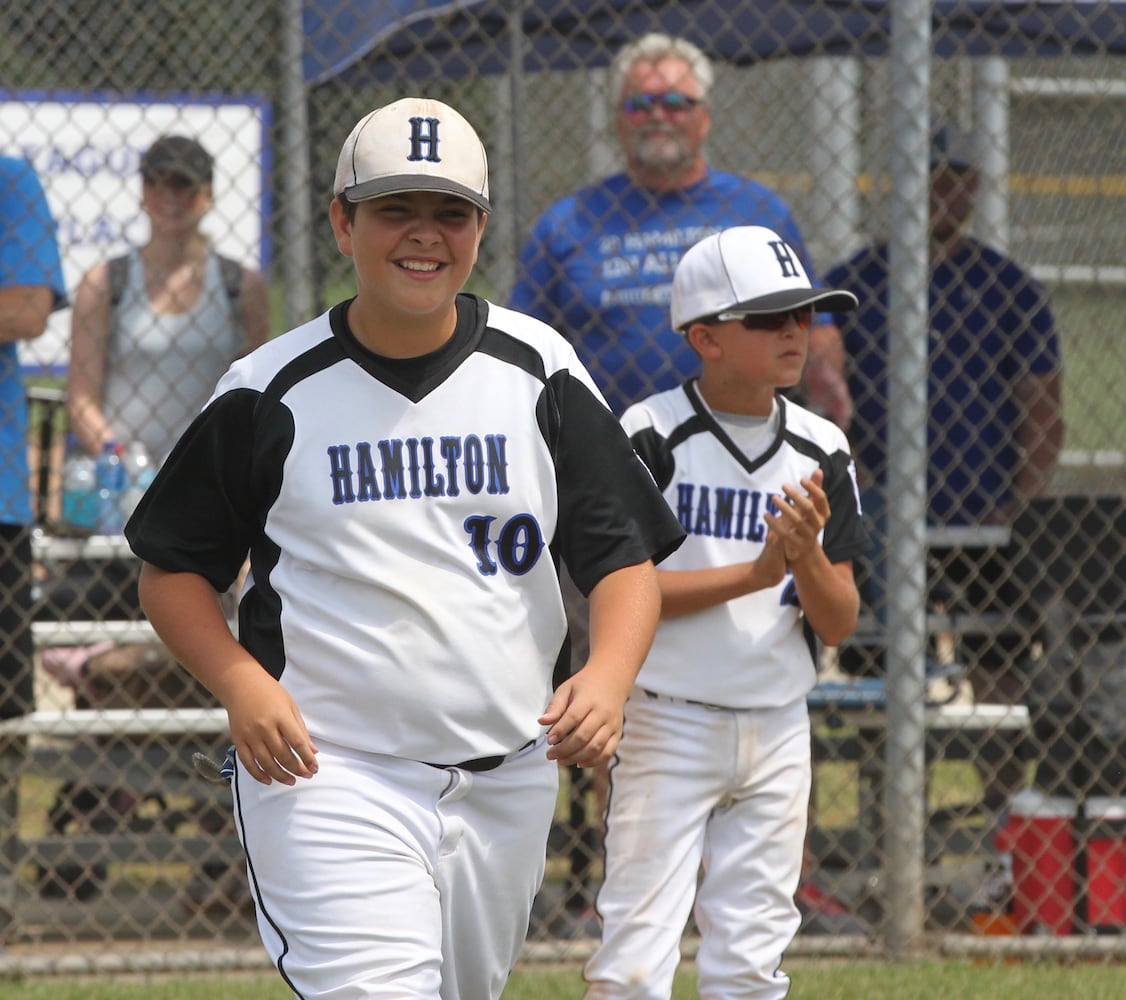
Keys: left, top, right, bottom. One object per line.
{"left": 2, "top": 960, "right": 1125, "bottom": 999}
{"left": 1052, "top": 284, "right": 1125, "bottom": 456}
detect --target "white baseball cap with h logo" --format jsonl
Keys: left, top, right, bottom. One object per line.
{"left": 671, "top": 226, "right": 857, "bottom": 332}
{"left": 333, "top": 97, "right": 491, "bottom": 213}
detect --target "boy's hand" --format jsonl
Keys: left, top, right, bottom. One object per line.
{"left": 222, "top": 668, "right": 319, "bottom": 786}
{"left": 766, "top": 468, "right": 831, "bottom": 565}
{"left": 756, "top": 526, "right": 789, "bottom": 589}
{"left": 539, "top": 667, "right": 629, "bottom": 769}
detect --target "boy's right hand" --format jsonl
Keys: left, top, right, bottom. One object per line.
{"left": 756, "top": 526, "right": 789, "bottom": 589}
{"left": 766, "top": 469, "right": 830, "bottom": 565}
{"left": 221, "top": 668, "right": 319, "bottom": 786}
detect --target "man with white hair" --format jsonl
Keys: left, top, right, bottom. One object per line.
{"left": 511, "top": 32, "right": 849, "bottom": 425}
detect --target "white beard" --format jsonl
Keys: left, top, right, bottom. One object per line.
{"left": 630, "top": 127, "right": 694, "bottom": 176}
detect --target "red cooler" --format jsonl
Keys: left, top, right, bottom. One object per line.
{"left": 997, "top": 790, "right": 1076, "bottom": 934}
{"left": 1087, "top": 797, "right": 1126, "bottom": 930}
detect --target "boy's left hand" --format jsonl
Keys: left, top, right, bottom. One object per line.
{"left": 539, "top": 668, "right": 627, "bottom": 769}
{"left": 765, "top": 468, "right": 830, "bottom": 565}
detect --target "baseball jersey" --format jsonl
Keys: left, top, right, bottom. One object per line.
{"left": 509, "top": 168, "right": 820, "bottom": 415}
{"left": 125, "top": 294, "right": 684, "bottom": 765}
{"left": 622, "top": 383, "right": 869, "bottom": 709}
{"left": 825, "top": 238, "right": 1061, "bottom": 525}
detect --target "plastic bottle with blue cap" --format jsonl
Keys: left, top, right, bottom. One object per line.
{"left": 61, "top": 435, "right": 98, "bottom": 532}
{"left": 95, "top": 441, "right": 127, "bottom": 535}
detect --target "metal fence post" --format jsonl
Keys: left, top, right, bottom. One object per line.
{"left": 885, "top": 0, "right": 932, "bottom": 956}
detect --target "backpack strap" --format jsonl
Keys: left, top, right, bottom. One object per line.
{"left": 216, "top": 254, "right": 243, "bottom": 314}
{"left": 107, "top": 251, "right": 242, "bottom": 315}
{"left": 107, "top": 253, "right": 130, "bottom": 308}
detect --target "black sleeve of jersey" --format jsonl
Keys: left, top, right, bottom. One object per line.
{"left": 545, "top": 373, "right": 685, "bottom": 597}
{"left": 821, "top": 448, "right": 872, "bottom": 564}
{"left": 628, "top": 426, "right": 677, "bottom": 492}
{"left": 125, "top": 388, "right": 275, "bottom": 593}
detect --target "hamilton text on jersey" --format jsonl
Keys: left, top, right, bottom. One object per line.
{"left": 676, "top": 482, "right": 780, "bottom": 541}
{"left": 326, "top": 433, "right": 509, "bottom": 504}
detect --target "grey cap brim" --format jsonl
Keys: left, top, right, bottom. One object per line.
{"left": 343, "top": 175, "right": 491, "bottom": 213}
{"left": 684, "top": 286, "right": 858, "bottom": 328}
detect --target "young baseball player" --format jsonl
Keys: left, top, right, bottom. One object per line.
{"left": 124, "top": 97, "right": 684, "bottom": 1000}
{"left": 584, "top": 226, "right": 869, "bottom": 1000}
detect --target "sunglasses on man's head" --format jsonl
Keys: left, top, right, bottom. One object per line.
{"left": 621, "top": 92, "right": 703, "bottom": 116}
{"left": 711, "top": 307, "right": 814, "bottom": 331}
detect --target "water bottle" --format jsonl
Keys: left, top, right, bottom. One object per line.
{"left": 61, "top": 437, "right": 98, "bottom": 531}
{"left": 118, "top": 441, "right": 156, "bottom": 522}
{"left": 122, "top": 440, "right": 156, "bottom": 490}
{"left": 95, "top": 441, "right": 127, "bottom": 535}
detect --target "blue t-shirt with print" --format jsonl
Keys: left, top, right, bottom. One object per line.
{"left": 1, "top": 157, "right": 66, "bottom": 525}
{"left": 509, "top": 168, "right": 818, "bottom": 415}
{"left": 825, "top": 238, "right": 1060, "bottom": 526}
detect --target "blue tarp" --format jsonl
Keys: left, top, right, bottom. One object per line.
{"left": 302, "top": 0, "right": 1126, "bottom": 87}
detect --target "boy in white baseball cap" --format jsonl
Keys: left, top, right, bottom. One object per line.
{"left": 670, "top": 224, "right": 859, "bottom": 332}
{"left": 585, "top": 226, "right": 868, "bottom": 999}
{"left": 125, "top": 97, "right": 684, "bottom": 999}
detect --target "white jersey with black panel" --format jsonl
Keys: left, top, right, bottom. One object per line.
{"left": 126, "top": 294, "right": 683, "bottom": 765}
{"left": 621, "top": 381, "right": 869, "bottom": 709}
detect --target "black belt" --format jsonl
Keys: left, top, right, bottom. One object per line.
{"left": 642, "top": 688, "right": 731, "bottom": 712}
{"left": 427, "top": 738, "right": 537, "bottom": 773}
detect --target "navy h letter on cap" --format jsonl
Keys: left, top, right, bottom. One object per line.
{"left": 333, "top": 98, "right": 491, "bottom": 213}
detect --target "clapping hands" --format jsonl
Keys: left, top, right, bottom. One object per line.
{"left": 764, "top": 468, "right": 830, "bottom": 567}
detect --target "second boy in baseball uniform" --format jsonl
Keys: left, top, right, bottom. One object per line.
{"left": 585, "top": 226, "right": 868, "bottom": 999}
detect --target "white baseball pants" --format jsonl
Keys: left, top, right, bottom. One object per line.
{"left": 585, "top": 692, "right": 811, "bottom": 1000}
{"left": 232, "top": 736, "right": 557, "bottom": 999}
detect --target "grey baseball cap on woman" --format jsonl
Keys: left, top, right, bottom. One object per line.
{"left": 671, "top": 226, "right": 857, "bottom": 332}
{"left": 333, "top": 98, "right": 491, "bottom": 213}
{"left": 140, "top": 135, "right": 214, "bottom": 185}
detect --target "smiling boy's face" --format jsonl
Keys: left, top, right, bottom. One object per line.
{"left": 330, "top": 189, "right": 487, "bottom": 355}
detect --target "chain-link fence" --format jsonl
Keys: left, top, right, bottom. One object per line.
{"left": 0, "top": 0, "right": 1124, "bottom": 976}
